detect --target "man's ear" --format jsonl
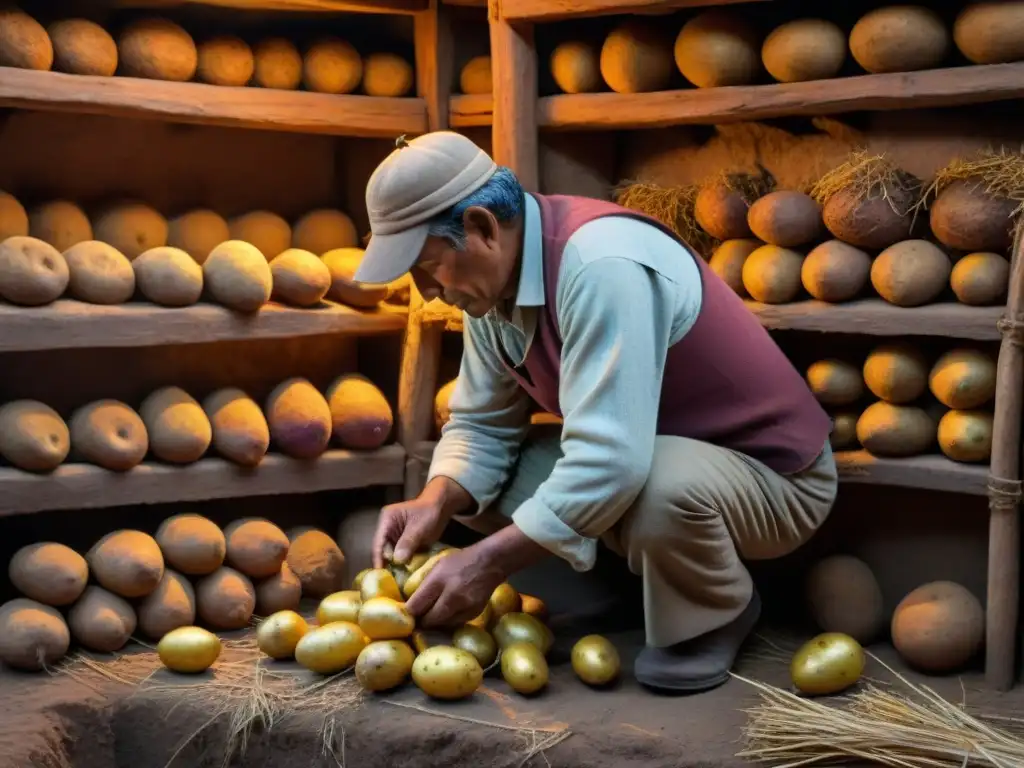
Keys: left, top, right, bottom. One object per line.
{"left": 462, "top": 205, "right": 500, "bottom": 246}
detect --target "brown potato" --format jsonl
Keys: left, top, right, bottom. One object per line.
{"left": 938, "top": 409, "right": 993, "bottom": 463}
{"left": 227, "top": 212, "right": 291, "bottom": 262}
{"left": 69, "top": 399, "right": 149, "bottom": 471}
{"left": 28, "top": 201, "right": 92, "bottom": 253}
{"left": 255, "top": 562, "right": 303, "bottom": 615}
{"left": 708, "top": 239, "right": 760, "bottom": 296}
{"left": 270, "top": 248, "right": 331, "bottom": 307}
{"left": 600, "top": 21, "right": 673, "bottom": 94}
{"left": 0, "top": 236, "right": 69, "bottom": 306}
{"left": 674, "top": 10, "right": 760, "bottom": 88}
{"left": 304, "top": 37, "right": 362, "bottom": 94}
{"left": 325, "top": 373, "right": 394, "bottom": 450}
{"left": 224, "top": 518, "right": 290, "bottom": 579}
{"left": 139, "top": 387, "right": 212, "bottom": 464}
{"left": 195, "top": 566, "right": 256, "bottom": 630}
{"left": 0, "top": 9, "right": 53, "bottom": 71}
{"left": 49, "top": 19, "right": 117, "bottom": 76}
{"left": 133, "top": 246, "right": 204, "bottom": 307}
{"left": 0, "top": 190, "right": 28, "bottom": 240}
{"left": 265, "top": 378, "right": 332, "bottom": 459}
{"left": 286, "top": 528, "right": 346, "bottom": 598}
{"left": 0, "top": 598, "right": 70, "bottom": 671}
{"left": 805, "top": 359, "right": 864, "bottom": 406}
{"left": 747, "top": 191, "right": 823, "bottom": 247}
{"left": 762, "top": 19, "right": 845, "bottom": 83}
{"left": 0, "top": 400, "right": 70, "bottom": 472}
{"left": 93, "top": 202, "right": 169, "bottom": 261}
{"left": 87, "top": 530, "right": 165, "bottom": 599}
{"left": 863, "top": 344, "right": 929, "bottom": 404}
{"left": 849, "top": 6, "right": 950, "bottom": 73}
{"left": 695, "top": 182, "right": 754, "bottom": 241}
{"left": 950, "top": 252, "right": 1009, "bottom": 306}
{"left": 155, "top": 513, "right": 226, "bottom": 576}
{"left": 197, "top": 35, "right": 254, "bottom": 87}
{"left": 930, "top": 180, "right": 1017, "bottom": 253}
{"left": 137, "top": 570, "right": 196, "bottom": 639}
{"left": 62, "top": 240, "right": 135, "bottom": 304}
{"left": 363, "top": 53, "right": 413, "bottom": 97}
{"left": 253, "top": 38, "right": 302, "bottom": 90}
{"left": 856, "top": 401, "right": 936, "bottom": 458}
{"left": 821, "top": 188, "right": 914, "bottom": 250}
{"left": 167, "top": 210, "right": 230, "bottom": 265}
{"left": 805, "top": 555, "right": 884, "bottom": 643}
{"left": 871, "top": 240, "right": 951, "bottom": 307}
{"left": 203, "top": 240, "right": 273, "bottom": 312}
{"left": 929, "top": 348, "right": 996, "bottom": 410}
{"left": 202, "top": 388, "right": 271, "bottom": 466}
{"left": 69, "top": 586, "right": 137, "bottom": 653}
{"left": 322, "top": 248, "right": 389, "bottom": 308}
{"left": 292, "top": 209, "right": 358, "bottom": 256}
{"left": 891, "top": 581, "right": 983, "bottom": 673}
{"left": 741, "top": 245, "right": 804, "bottom": 304}
{"left": 550, "top": 41, "right": 601, "bottom": 94}
{"left": 8, "top": 542, "right": 88, "bottom": 607}
{"left": 801, "top": 240, "right": 872, "bottom": 303}
{"left": 954, "top": 2, "right": 1024, "bottom": 64}
{"left": 460, "top": 55, "right": 493, "bottom": 94}
{"left": 118, "top": 18, "right": 197, "bottom": 82}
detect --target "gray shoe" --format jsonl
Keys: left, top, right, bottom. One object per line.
{"left": 634, "top": 589, "right": 762, "bottom": 693}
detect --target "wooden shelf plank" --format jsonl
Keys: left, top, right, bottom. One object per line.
{"left": 501, "top": 0, "right": 768, "bottom": 22}
{"left": 835, "top": 451, "right": 989, "bottom": 497}
{"left": 0, "top": 68, "right": 428, "bottom": 138}
{"left": 118, "top": 0, "right": 429, "bottom": 13}
{"left": 538, "top": 63, "right": 1024, "bottom": 130}
{"left": 0, "top": 300, "right": 408, "bottom": 353}
{"left": 0, "top": 446, "right": 406, "bottom": 516}
{"left": 450, "top": 94, "right": 494, "bottom": 127}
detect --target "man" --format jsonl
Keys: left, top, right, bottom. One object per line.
{"left": 355, "top": 131, "right": 838, "bottom": 693}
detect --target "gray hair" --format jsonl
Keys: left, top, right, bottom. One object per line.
{"left": 425, "top": 166, "right": 525, "bottom": 250}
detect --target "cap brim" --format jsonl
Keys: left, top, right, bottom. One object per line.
{"left": 354, "top": 223, "right": 429, "bottom": 284}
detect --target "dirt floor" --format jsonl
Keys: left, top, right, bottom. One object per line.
{"left": 1, "top": 625, "right": 1022, "bottom": 768}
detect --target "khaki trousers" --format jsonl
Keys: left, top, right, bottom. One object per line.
{"left": 457, "top": 426, "right": 838, "bottom": 647}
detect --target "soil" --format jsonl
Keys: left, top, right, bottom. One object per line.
{"left": 1, "top": 628, "right": 1022, "bottom": 768}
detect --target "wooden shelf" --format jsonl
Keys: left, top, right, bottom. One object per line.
{"left": 835, "top": 451, "right": 988, "bottom": 497}
{"left": 118, "top": 0, "right": 429, "bottom": 13}
{"left": 0, "top": 446, "right": 406, "bottom": 516}
{"left": 500, "top": 0, "right": 768, "bottom": 22}
{"left": 0, "top": 300, "right": 407, "bottom": 353}
{"left": 450, "top": 94, "right": 494, "bottom": 127}
{"left": 746, "top": 299, "right": 1003, "bottom": 340}
{"left": 537, "top": 63, "right": 1024, "bottom": 130}
{"left": 0, "top": 68, "right": 428, "bottom": 138}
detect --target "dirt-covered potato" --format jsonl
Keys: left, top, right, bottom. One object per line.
{"left": 224, "top": 518, "right": 290, "bottom": 579}
{"left": 0, "top": 598, "right": 70, "bottom": 671}
{"left": 137, "top": 570, "right": 196, "bottom": 640}
{"left": 550, "top": 41, "right": 601, "bottom": 94}
{"left": 197, "top": 35, "right": 254, "bottom": 87}
{"left": 950, "top": 252, "right": 1009, "bottom": 306}
{"left": 0, "top": 9, "right": 53, "bottom": 71}
{"left": 742, "top": 245, "right": 804, "bottom": 304}
{"left": 849, "top": 6, "right": 950, "bottom": 73}
{"left": 202, "top": 387, "right": 271, "bottom": 466}
{"left": 747, "top": 191, "right": 823, "bottom": 247}
{"left": 292, "top": 209, "right": 358, "bottom": 256}
{"left": 155, "top": 513, "right": 226, "bottom": 576}
{"left": 62, "top": 241, "right": 135, "bottom": 304}
{"left": 255, "top": 562, "right": 302, "bottom": 615}
{"left": 363, "top": 53, "right": 413, "bottom": 97}
{"left": 460, "top": 55, "right": 493, "bottom": 94}
{"left": 93, "top": 202, "right": 169, "bottom": 261}
{"left": 139, "top": 386, "right": 212, "bottom": 464}
{"left": 323, "top": 248, "right": 389, "bottom": 307}
{"left": 270, "top": 248, "right": 331, "bottom": 307}
{"left": 674, "top": 9, "right": 760, "bottom": 88}
{"left": 0, "top": 236, "right": 69, "bottom": 306}
{"left": 801, "top": 240, "right": 872, "bottom": 303}
{"left": 68, "top": 586, "right": 136, "bottom": 653}
{"left": 29, "top": 201, "right": 92, "bottom": 253}
{"left": 8, "top": 542, "right": 88, "bottom": 607}
{"left": 695, "top": 183, "right": 754, "bottom": 241}
{"left": 304, "top": 37, "right": 362, "bottom": 94}
{"left": 49, "top": 19, "right": 117, "bottom": 76}
{"left": 806, "top": 359, "right": 864, "bottom": 406}
{"left": 118, "top": 18, "right": 197, "bottom": 82}
{"left": 325, "top": 373, "right": 393, "bottom": 450}
{"left": 253, "top": 38, "right": 302, "bottom": 90}
{"left": 203, "top": 240, "right": 273, "bottom": 312}
{"left": 870, "top": 240, "right": 951, "bottom": 307}
{"left": 167, "top": 210, "right": 229, "bottom": 265}
{"left": 228, "top": 212, "right": 291, "bottom": 262}
{"left": 930, "top": 180, "right": 1017, "bottom": 253}
{"left": 762, "top": 18, "right": 845, "bottom": 83}
{"left": 265, "top": 378, "right": 332, "bottom": 459}
{"left": 195, "top": 566, "right": 256, "bottom": 630}
{"left": 87, "top": 530, "right": 165, "bottom": 599}
{"left": 133, "top": 246, "right": 204, "bottom": 306}
{"left": 954, "top": 2, "right": 1024, "bottom": 64}
{"left": 286, "top": 528, "right": 346, "bottom": 598}
{"left": 856, "top": 401, "right": 936, "bottom": 457}
{"left": 0, "top": 190, "right": 28, "bottom": 241}
{"left": 600, "top": 20, "right": 673, "bottom": 94}
{"left": 69, "top": 399, "right": 149, "bottom": 471}
{"left": 0, "top": 400, "right": 70, "bottom": 472}
{"left": 821, "top": 187, "right": 914, "bottom": 250}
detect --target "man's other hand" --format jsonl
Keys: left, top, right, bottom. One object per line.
{"left": 404, "top": 545, "right": 504, "bottom": 628}
{"left": 372, "top": 497, "right": 450, "bottom": 569}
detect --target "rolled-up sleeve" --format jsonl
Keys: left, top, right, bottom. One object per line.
{"left": 511, "top": 254, "right": 675, "bottom": 571}
{"left": 427, "top": 317, "right": 532, "bottom": 510}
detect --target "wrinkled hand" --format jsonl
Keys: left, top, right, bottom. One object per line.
{"left": 372, "top": 497, "right": 450, "bottom": 569}
{"left": 405, "top": 545, "right": 506, "bottom": 628}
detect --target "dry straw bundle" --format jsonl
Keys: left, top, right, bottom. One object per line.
{"left": 922, "top": 148, "right": 1024, "bottom": 209}
{"left": 615, "top": 181, "right": 719, "bottom": 257}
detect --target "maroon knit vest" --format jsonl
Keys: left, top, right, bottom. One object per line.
{"left": 502, "top": 193, "right": 831, "bottom": 475}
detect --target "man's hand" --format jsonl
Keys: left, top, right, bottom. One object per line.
{"left": 405, "top": 545, "right": 505, "bottom": 627}
{"left": 372, "top": 497, "right": 450, "bottom": 569}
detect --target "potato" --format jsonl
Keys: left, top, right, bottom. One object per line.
{"left": 48, "top": 19, "right": 116, "bottom": 76}
{"left": 489, "top": 583, "right": 523, "bottom": 625}
{"left": 139, "top": 386, "right": 212, "bottom": 465}
{"left": 155, "top": 513, "right": 226, "bottom": 576}
{"left": 203, "top": 240, "right": 273, "bottom": 312}
{"left": 434, "top": 378, "right": 457, "bottom": 435}
{"left": 805, "top": 359, "right": 863, "bottom": 406}
{"left": 195, "top": 566, "right": 256, "bottom": 630}
{"left": 133, "top": 247, "right": 204, "bottom": 307}
{"left": 0, "top": 190, "right": 28, "bottom": 240}
{"left": 68, "top": 586, "right": 136, "bottom": 653}
{"left": 118, "top": 18, "right": 197, "bottom": 82}
{"left": 930, "top": 181, "right": 1017, "bottom": 254}
{"left": 358, "top": 597, "right": 414, "bottom": 640}
{"left": 304, "top": 37, "right": 362, "bottom": 94}
{"left": 255, "top": 562, "right": 302, "bottom": 615}
{"left": 228, "top": 212, "right": 291, "bottom": 262}
{"left": 550, "top": 41, "right": 601, "bottom": 94}
{"left": 821, "top": 187, "right": 914, "bottom": 250}
{"left": 203, "top": 388, "right": 271, "bottom": 466}
{"left": 265, "top": 378, "right": 332, "bottom": 459}
{"left": 453, "top": 625, "right": 498, "bottom": 668}
{"left": 363, "top": 53, "right": 413, "bottom": 97}
{"left": 353, "top": 568, "right": 371, "bottom": 590}
{"left": 167, "top": 210, "right": 230, "bottom": 265}
{"left": 0, "top": 598, "right": 70, "bottom": 671}
{"left": 571, "top": 634, "right": 620, "bottom": 686}
{"left": 871, "top": 240, "right": 951, "bottom": 307}
{"left": 891, "top": 581, "right": 984, "bottom": 673}
{"left": 0, "top": 9, "right": 52, "bottom": 71}
{"left": 520, "top": 594, "right": 548, "bottom": 622}
{"left": 197, "top": 35, "right": 254, "bottom": 87}
{"left": 674, "top": 10, "right": 760, "bottom": 88}
{"left": 856, "top": 401, "right": 935, "bottom": 457}
{"left": 8, "top": 542, "right": 88, "bottom": 607}
{"left": 317, "top": 590, "right": 362, "bottom": 626}
{"left": 459, "top": 55, "right": 492, "bottom": 94}
{"left": 708, "top": 239, "right": 760, "bottom": 296}
{"left": 0, "top": 400, "right": 70, "bottom": 472}
{"left": 158, "top": 626, "right": 221, "bottom": 673}
{"left": 412, "top": 646, "right": 483, "bottom": 700}
{"left": 741, "top": 245, "right": 804, "bottom": 304}
{"left": 501, "top": 641, "right": 549, "bottom": 695}
{"left": 253, "top": 38, "right": 302, "bottom": 90}
{"left": 951, "top": 252, "right": 1009, "bottom": 306}
{"left": 256, "top": 610, "right": 309, "bottom": 659}
{"left": 762, "top": 19, "right": 845, "bottom": 83}
{"left": 747, "top": 191, "right": 822, "bottom": 247}
{"left": 0, "top": 236, "right": 69, "bottom": 306}
{"left": 322, "top": 248, "right": 389, "bottom": 307}
{"left": 863, "top": 343, "right": 929, "bottom": 404}
{"left": 790, "top": 632, "right": 865, "bottom": 696}
{"left": 954, "top": 2, "right": 1024, "bottom": 64}
{"left": 93, "top": 202, "right": 168, "bottom": 261}
{"left": 270, "top": 248, "right": 331, "bottom": 307}
{"left": 938, "top": 409, "right": 992, "bottom": 463}
{"left": 28, "top": 201, "right": 91, "bottom": 253}
{"left": 325, "top": 373, "right": 394, "bottom": 450}
{"left": 361, "top": 568, "right": 402, "bottom": 602}
{"left": 493, "top": 613, "right": 553, "bottom": 655}
{"left": 287, "top": 528, "right": 346, "bottom": 597}
{"left": 69, "top": 399, "right": 149, "bottom": 471}
{"left": 294, "top": 621, "right": 368, "bottom": 674}
{"left": 402, "top": 550, "right": 455, "bottom": 598}
{"left": 224, "top": 518, "right": 290, "bottom": 579}
{"left": 695, "top": 182, "right": 754, "bottom": 241}
{"left": 801, "top": 240, "right": 871, "bottom": 303}
{"left": 137, "top": 570, "right": 196, "bottom": 639}
{"left": 929, "top": 348, "right": 996, "bottom": 409}
{"left": 849, "top": 6, "right": 950, "bottom": 74}
{"left": 292, "top": 209, "right": 358, "bottom": 256}
{"left": 600, "top": 21, "right": 673, "bottom": 94}
{"left": 88, "top": 530, "right": 165, "bottom": 599}
{"left": 805, "top": 555, "right": 884, "bottom": 644}
{"left": 356, "top": 639, "right": 415, "bottom": 691}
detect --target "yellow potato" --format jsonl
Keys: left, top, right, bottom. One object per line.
{"left": 520, "top": 594, "right": 548, "bottom": 622}
{"left": 360, "top": 568, "right": 402, "bottom": 602}
{"left": 937, "top": 409, "right": 993, "bottom": 463}
{"left": 856, "top": 401, "right": 936, "bottom": 458}
{"left": 488, "top": 583, "right": 522, "bottom": 624}
{"left": 571, "top": 634, "right": 620, "bottom": 686}
{"left": 453, "top": 625, "right": 498, "bottom": 668}
{"left": 317, "top": 590, "right": 362, "bottom": 626}
{"left": 466, "top": 603, "right": 492, "bottom": 630}
{"left": 362, "top": 53, "right": 413, "bottom": 97}
{"left": 402, "top": 549, "right": 455, "bottom": 598}
{"left": 501, "top": 641, "right": 549, "bottom": 695}
{"left": 197, "top": 35, "right": 254, "bottom": 87}
{"left": 742, "top": 244, "right": 804, "bottom": 304}
{"left": 708, "top": 239, "right": 761, "bottom": 296}
{"left": 353, "top": 568, "right": 372, "bottom": 591}
{"left": 303, "top": 37, "right": 362, "bottom": 95}
{"left": 862, "top": 343, "right": 929, "bottom": 404}
{"left": 950, "top": 252, "right": 1009, "bottom": 306}
{"left": 158, "top": 626, "right": 221, "bottom": 673}
{"left": 805, "top": 359, "right": 864, "bottom": 406}
{"left": 411, "top": 646, "right": 483, "bottom": 700}
{"left": 253, "top": 38, "right": 302, "bottom": 90}
{"left": 257, "top": 610, "right": 309, "bottom": 659}
{"left": 492, "top": 613, "right": 553, "bottom": 655}
{"left": 600, "top": 20, "right": 673, "bottom": 94}
{"left": 294, "top": 621, "right": 368, "bottom": 674}
{"left": 550, "top": 40, "right": 601, "bottom": 94}
{"left": 459, "top": 55, "right": 492, "bottom": 94}
{"left": 790, "top": 632, "right": 865, "bottom": 695}
{"left": 355, "top": 639, "right": 415, "bottom": 691}
{"left": 358, "top": 596, "right": 414, "bottom": 640}
{"left": 928, "top": 349, "right": 996, "bottom": 410}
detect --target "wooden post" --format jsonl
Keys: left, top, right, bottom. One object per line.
{"left": 489, "top": 4, "right": 539, "bottom": 190}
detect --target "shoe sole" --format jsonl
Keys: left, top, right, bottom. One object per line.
{"left": 634, "top": 669, "right": 732, "bottom": 693}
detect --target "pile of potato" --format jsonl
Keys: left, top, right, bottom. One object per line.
{"left": 550, "top": 3, "right": 1024, "bottom": 95}
{"left": 806, "top": 344, "right": 996, "bottom": 463}
{"left": 0, "top": 374, "right": 393, "bottom": 474}
{"left": 0, "top": 9, "right": 415, "bottom": 97}
{"left": 0, "top": 192, "right": 410, "bottom": 313}
{"left": 249, "top": 543, "right": 621, "bottom": 698}
{"left": 0, "top": 515, "right": 346, "bottom": 672}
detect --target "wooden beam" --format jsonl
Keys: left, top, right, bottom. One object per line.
{"left": 490, "top": 15, "right": 539, "bottom": 191}
{"left": 499, "top": 0, "right": 769, "bottom": 22}
{"left": 538, "top": 62, "right": 1024, "bottom": 130}
{"left": 834, "top": 452, "right": 988, "bottom": 497}
{"left": 0, "top": 68, "right": 428, "bottom": 138}
{"left": 116, "top": 0, "right": 429, "bottom": 13}
{"left": 449, "top": 94, "right": 494, "bottom": 127}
